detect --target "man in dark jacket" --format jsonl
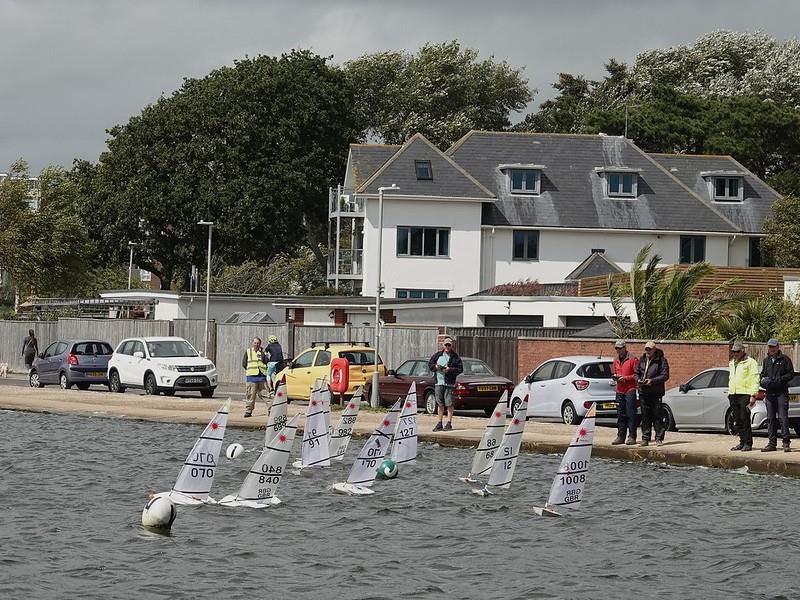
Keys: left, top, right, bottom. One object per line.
{"left": 760, "top": 338, "right": 795, "bottom": 452}
{"left": 635, "top": 341, "right": 670, "bottom": 447}
{"left": 428, "top": 337, "right": 463, "bottom": 432}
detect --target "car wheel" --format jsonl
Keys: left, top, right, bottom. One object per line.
{"left": 109, "top": 370, "right": 125, "bottom": 393}
{"left": 76, "top": 383, "right": 90, "bottom": 391}
{"left": 425, "top": 391, "right": 437, "bottom": 415}
{"left": 510, "top": 396, "right": 522, "bottom": 416}
{"left": 200, "top": 388, "right": 214, "bottom": 399}
{"left": 561, "top": 401, "right": 579, "bottom": 425}
{"left": 661, "top": 404, "right": 676, "bottom": 432}
{"left": 144, "top": 373, "right": 158, "bottom": 395}
{"left": 725, "top": 407, "right": 737, "bottom": 436}
{"left": 60, "top": 372, "right": 71, "bottom": 390}
{"left": 29, "top": 370, "right": 42, "bottom": 388}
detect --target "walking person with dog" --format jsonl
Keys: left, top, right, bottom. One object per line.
{"left": 21, "top": 329, "right": 38, "bottom": 373}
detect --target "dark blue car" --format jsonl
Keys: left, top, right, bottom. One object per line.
{"left": 29, "top": 339, "right": 114, "bottom": 390}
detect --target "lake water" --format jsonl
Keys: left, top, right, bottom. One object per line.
{"left": 2, "top": 408, "right": 800, "bottom": 599}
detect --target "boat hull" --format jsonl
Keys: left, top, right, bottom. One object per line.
{"left": 331, "top": 482, "right": 374, "bottom": 496}
{"left": 217, "top": 495, "right": 282, "bottom": 508}
{"left": 153, "top": 491, "right": 214, "bottom": 506}
{"left": 533, "top": 506, "right": 562, "bottom": 517}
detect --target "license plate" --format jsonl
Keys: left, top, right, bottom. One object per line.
{"left": 89, "top": 371, "right": 104, "bottom": 377}
{"left": 477, "top": 385, "right": 499, "bottom": 392}
{"left": 791, "top": 395, "right": 800, "bottom": 403}
{"left": 602, "top": 403, "right": 617, "bottom": 410}
{"left": 183, "top": 377, "right": 204, "bottom": 384}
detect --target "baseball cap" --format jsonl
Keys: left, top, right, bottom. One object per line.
{"left": 443, "top": 337, "right": 453, "bottom": 346}
{"left": 730, "top": 341, "right": 745, "bottom": 352}
{"left": 644, "top": 340, "right": 657, "bottom": 350}
{"left": 614, "top": 340, "right": 626, "bottom": 349}
{"left": 767, "top": 338, "right": 779, "bottom": 347}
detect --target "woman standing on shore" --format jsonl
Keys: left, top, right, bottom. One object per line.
{"left": 21, "top": 329, "right": 38, "bottom": 372}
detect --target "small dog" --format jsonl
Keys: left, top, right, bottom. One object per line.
{"left": 0, "top": 362, "right": 8, "bottom": 377}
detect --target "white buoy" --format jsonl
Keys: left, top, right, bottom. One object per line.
{"left": 225, "top": 443, "right": 245, "bottom": 460}
{"left": 142, "top": 496, "right": 177, "bottom": 529}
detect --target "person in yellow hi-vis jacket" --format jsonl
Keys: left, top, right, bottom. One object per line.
{"left": 728, "top": 341, "right": 760, "bottom": 452}
{"left": 241, "top": 337, "right": 268, "bottom": 418}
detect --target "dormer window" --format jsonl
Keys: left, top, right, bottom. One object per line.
{"left": 713, "top": 177, "right": 741, "bottom": 201}
{"left": 501, "top": 164, "right": 544, "bottom": 195}
{"left": 595, "top": 167, "right": 641, "bottom": 198}
{"left": 415, "top": 160, "right": 433, "bottom": 180}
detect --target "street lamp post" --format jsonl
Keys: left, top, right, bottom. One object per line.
{"left": 198, "top": 220, "right": 214, "bottom": 357}
{"left": 370, "top": 184, "right": 399, "bottom": 408}
{"left": 127, "top": 241, "right": 137, "bottom": 290}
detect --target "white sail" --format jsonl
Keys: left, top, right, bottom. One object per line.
{"left": 544, "top": 402, "right": 596, "bottom": 512}
{"left": 264, "top": 376, "right": 289, "bottom": 447}
{"left": 465, "top": 391, "right": 508, "bottom": 479}
{"left": 391, "top": 382, "right": 418, "bottom": 465}
{"left": 485, "top": 397, "right": 528, "bottom": 489}
{"left": 329, "top": 386, "right": 363, "bottom": 461}
{"left": 300, "top": 383, "right": 331, "bottom": 468}
{"left": 345, "top": 399, "right": 400, "bottom": 487}
{"left": 166, "top": 399, "right": 230, "bottom": 504}
{"left": 219, "top": 415, "right": 300, "bottom": 507}
{"left": 316, "top": 377, "right": 332, "bottom": 436}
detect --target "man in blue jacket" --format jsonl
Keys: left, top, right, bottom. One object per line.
{"left": 760, "top": 338, "right": 795, "bottom": 452}
{"left": 428, "top": 337, "right": 463, "bottom": 432}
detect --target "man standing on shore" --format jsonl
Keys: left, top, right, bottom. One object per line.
{"left": 635, "top": 341, "right": 670, "bottom": 447}
{"left": 612, "top": 340, "right": 639, "bottom": 446}
{"left": 428, "top": 337, "right": 462, "bottom": 432}
{"left": 728, "top": 341, "right": 760, "bottom": 452}
{"left": 242, "top": 337, "right": 268, "bottom": 418}
{"left": 759, "top": 338, "right": 795, "bottom": 453}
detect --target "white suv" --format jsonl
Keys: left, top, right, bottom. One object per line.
{"left": 108, "top": 336, "right": 217, "bottom": 398}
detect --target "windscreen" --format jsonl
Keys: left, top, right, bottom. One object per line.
{"left": 147, "top": 340, "right": 199, "bottom": 358}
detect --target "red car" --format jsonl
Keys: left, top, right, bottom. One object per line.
{"left": 378, "top": 357, "right": 514, "bottom": 416}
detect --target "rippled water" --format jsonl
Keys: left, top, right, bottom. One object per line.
{"left": 2, "top": 409, "right": 800, "bottom": 599}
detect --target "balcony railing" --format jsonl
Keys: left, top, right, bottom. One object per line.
{"left": 329, "top": 249, "right": 363, "bottom": 277}
{"left": 329, "top": 193, "right": 365, "bottom": 216}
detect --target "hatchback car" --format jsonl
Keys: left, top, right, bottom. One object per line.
{"left": 510, "top": 356, "right": 617, "bottom": 424}
{"left": 378, "top": 357, "right": 514, "bottom": 416}
{"left": 29, "top": 339, "right": 114, "bottom": 390}
{"left": 276, "top": 342, "right": 386, "bottom": 401}
{"left": 107, "top": 336, "right": 217, "bottom": 397}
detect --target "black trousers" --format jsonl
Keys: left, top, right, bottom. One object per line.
{"left": 766, "top": 392, "right": 791, "bottom": 447}
{"left": 728, "top": 394, "right": 752, "bottom": 446}
{"left": 640, "top": 395, "right": 664, "bottom": 442}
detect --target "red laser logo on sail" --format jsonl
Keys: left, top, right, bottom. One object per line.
{"left": 279, "top": 434, "right": 286, "bottom": 443}
{"left": 211, "top": 422, "right": 219, "bottom": 430}
{"left": 383, "top": 419, "right": 390, "bottom": 427}
{"left": 348, "top": 403, "right": 355, "bottom": 409}
{"left": 495, "top": 411, "right": 501, "bottom": 418}
{"left": 575, "top": 427, "right": 588, "bottom": 442}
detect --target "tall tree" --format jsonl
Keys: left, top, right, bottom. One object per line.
{"left": 346, "top": 41, "right": 533, "bottom": 148}
{"left": 77, "top": 51, "right": 362, "bottom": 289}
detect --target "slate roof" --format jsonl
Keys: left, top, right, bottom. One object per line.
{"left": 648, "top": 154, "right": 779, "bottom": 234}
{"left": 564, "top": 252, "right": 624, "bottom": 281}
{"left": 447, "top": 131, "right": 739, "bottom": 233}
{"left": 356, "top": 133, "right": 494, "bottom": 199}
{"left": 347, "top": 144, "right": 400, "bottom": 189}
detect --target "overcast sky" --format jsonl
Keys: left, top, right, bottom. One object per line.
{"left": 3, "top": 0, "right": 800, "bottom": 173}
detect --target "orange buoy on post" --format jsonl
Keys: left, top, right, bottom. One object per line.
{"left": 330, "top": 357, "right": 350, "bottom": 406}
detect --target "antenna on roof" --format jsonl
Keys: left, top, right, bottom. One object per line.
{"left": 624, "top": 102, "right": 629, "bottom": 139}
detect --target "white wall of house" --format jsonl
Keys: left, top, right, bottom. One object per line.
{"left": 728, "top": 235, "right": 760, "bottom": 267}
{"left": 463, "top": 296, "right": 636, "bottom": 328}
{"left": 481, "top": 227, "right": 734, "bottom": 288}
{"left": 362, "top": 198, "right": 483, "bottom": 299}
{"left": 785, "top": 277, "right": 800, "bottom": 300}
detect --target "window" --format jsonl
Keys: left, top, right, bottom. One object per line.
{"left": 552, "top": 361, "right": 575, "bottom": 380}
{"left": 147, "top": 340, "right": 198, "bottom": 358}
{"left": 131, "top": 341, "right": 145, "bottom": 356}
{"left": 749, "top": 237, "right": 762, "bottom": 267}
{"left": 314, "top": 350, "right": 331, "bottom": 367}
{"left": 42, "top": 342, "right": 58, "bottom": 358}
{"left": 688, "top": 370, "right": 715, "bottom": 390}
{"left": 512, "top": 230, "right": 539, "bottom": 260}
{"left": 395, "top": 360, "right": 416, "bottom": 376}
{"left": 340, "top": 350, "right": 382, "bottom": 366}
{"left": 607, "top": 172, "right": 637, "bottom": 197}
{"left": 53, "top": 342, "right": 68, "bottom": 356}
{"left": 139, "top": 269, "right": 152, "bottom": 282}
{"left": 578, "top": 362, "right": 613, "bottom": 379}
{"left": 509, "top": 169, "right": 540, "bottom": 194}
{"left": 679, "top": 235, "right": 706, "bottom": 264}
{"left": 463, "top": 359, "right": 494, "bottom": 376}
{"left": 396, "top": 289, "right": 449, "bottom": 299}
{"left": 710, "top": 370, "right": 729, "bottom": 388}
{"left": 292, "top": 351, "right": 315, "bottom": 368}
{"left": 531, "top": 361, "right": 556, "bottom": 382}
{"left": 415, "top": 160, "right": 433, "bottom": 180}
{"left": 713, "top": 177, "right": 742, "bottom": 201}
{"left": 396, "top": 227, "right": 450, "bottom": 257}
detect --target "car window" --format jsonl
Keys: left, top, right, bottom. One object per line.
{"left": 710, "top": 370, "right": 729, "bottom": 388}
{"left": 132, "top": 341, "right": 146, "bottom": 356}
{"left": 413, "top": 361, "right": 431, "bottom": 377}
{"left": 395, "top": 361, "right": 415, "bottom": 376}
{"left": 147, "top": 340, "right": 198, "bottom": 358}
{"left": 552, "top": 361, "right": 575, "bottom": 380}
{"left": 42, "top": 342, "right": 58, "bottom": 358}
{"left": 120, "top": 341, "right": 135, "bottom": 355}
{"left": 54, "top": 342, "right": 68, "bottom": 356}
{"left": 463, "top": 360, "right": 494, "bottom": 376}
{"left": 688, "top": 371, "right": 715, "bottom": 389}
{"left": 531, "top": 361, "right": 556, "bottom": 382}
{"left": 341, "top": 350, "right": 383, "bottom": 366}
{"left": 579, "top": 362, "right": 613, "bottom": 379}
{"left": 73, "top": 342, "right": 91, "bottom": 355}
{"left": 293, "top": 350, "right": 315, "bottom": 368}
{"left": 788, "top": 374, "right": 800, "bottom": 388}
{"left": 314, "top": 350, "right": 331, "bottom": 367}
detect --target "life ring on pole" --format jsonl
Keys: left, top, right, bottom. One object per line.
{"left": 330, "top": 358, "right": 350, "bottom": 394}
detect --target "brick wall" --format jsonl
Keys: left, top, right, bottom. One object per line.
{"left": 517, "top": 338, "right": 733, "bottom": 387}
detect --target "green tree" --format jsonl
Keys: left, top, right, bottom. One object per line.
{"left": 608, "top": 245, "right": 737, "bottom": 340}
{"left": 76, "top": 51, "right": 362, "bottom": 289}
{"left": 716, "top": 296, "right": 781, "bottom": 342}
{"left": 762, "top": 195, "right": 800, "bottom": 267}
{"left": 346, "top": 41, "right": 533, "bottom": 148}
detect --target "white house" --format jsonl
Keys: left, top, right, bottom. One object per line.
{"left": 330, "top": 131, "right": 780, "bottom": 313}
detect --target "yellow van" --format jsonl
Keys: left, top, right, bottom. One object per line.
{"left": 276, "top": 342, "right": 386, "bottom": 401}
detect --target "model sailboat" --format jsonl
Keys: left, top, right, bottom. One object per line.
{"left": 218, "top": 415, "right": 300, "bottom": 508}
{"left": 390, "top": 382, "right": 418, "bottom": 466}
{"left": 154, "top": 399, "right": 231, "bottom": 505}
{"left": 292, "top": 381, "right": 331, "bottom": 470}
{"left": 472, "top": 396, "right": 528, "bottom": 497}
{"left": 264, "top": 376, "right": 288, "bottom": 447}
{"left": 533, "top": 402, "right": 596, "bottom": 517}
{"left": 329, "top": 386, "right": 363, "bottom": 461}
{"left": 459, "top": 391, "right": 509, "bottom": 483}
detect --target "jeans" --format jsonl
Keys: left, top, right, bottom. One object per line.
{"left": 728, "top": 394, "right": 753, "bottom": 446}
{"left": 616, "top": 390, "right": 638, "bottom": 440}
{"left": 766, "top": 392, "right": 791, "bottom": 447}
{"left": 640, "top": 395, "right": 665, "bottom": 442}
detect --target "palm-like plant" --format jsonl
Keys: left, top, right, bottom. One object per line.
{"left": 608, "top": 244, "right": 738, "bottom": 340}
{"left": 716, "top": 296, "right": 781, "bottom": 342}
